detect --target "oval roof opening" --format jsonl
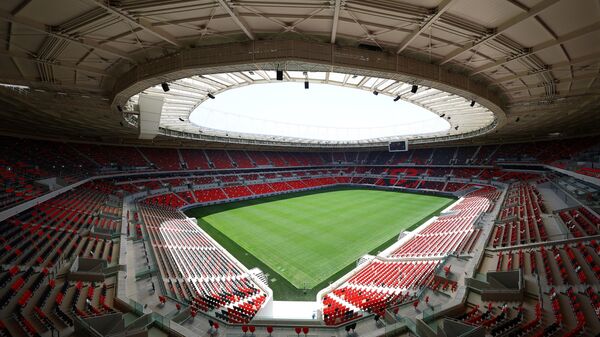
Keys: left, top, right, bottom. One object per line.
{"left": 190, "top": 82, "right": 450, "bottom": 142}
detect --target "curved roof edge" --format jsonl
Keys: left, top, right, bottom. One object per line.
{"left": 111, "top": 40, "right": 507, "bottom": 148}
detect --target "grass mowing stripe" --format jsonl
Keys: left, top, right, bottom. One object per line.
{"left": 187, "top": 187, "right": 454, "bottom": 300}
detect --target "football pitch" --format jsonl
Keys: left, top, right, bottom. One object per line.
{"left": 186, "top": 187, "right": 453, "bottom": 300}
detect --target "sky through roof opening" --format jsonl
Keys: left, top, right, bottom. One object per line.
{"left": 190, "top": 82, "right": 449, "bottom": 141}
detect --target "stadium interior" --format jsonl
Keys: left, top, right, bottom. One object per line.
{"left": 0, "top": 0, "right": 600, "bottom": 336}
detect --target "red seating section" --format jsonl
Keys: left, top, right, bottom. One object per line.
{"left": 559, "top": 207, "right": 599, "bottom": 237}
{"left": 222, "top": 186, "right": 253, "bottom": 198}
{"left": 391, "top": 187, "right": 498, "bottom": 258}
{"left": 491, "top": 183, "right": 549, "bottom": 247}
{"left": 0, "top": 181, "right": 121, "bottom": 335}
{"left": 75, "top": 144, "right": 148, "bottom": 168}
{"left": 246, "top": 151, "right": 271, "bottom": 166}
{"left": 205, "top": 150, "right": 234, "bottom": 169}
{"left": 140, "top": 206, "right": 268, "bottom": 323}
{"left": 228, "top": 151, "right": 254, "bottom": 168}
{"left": 180, "top": 149, "right": 211, "bottom": 170}
{"left": 194, "top": 188, "right": 228, "bottom": 203}
{"left": 144, "top": 193, "right": 187, "bottom": 208}
{"left": 247, "top": 184, "right": 273, "bottom": 194}
{"left": 140, "top": 148, "right": 181, "bottom": 170}
{"left": 576, "top": 167, "right": 600, "bottom": 178}
{"left": 0, "top": 135, "right": 598, "bottom": 213}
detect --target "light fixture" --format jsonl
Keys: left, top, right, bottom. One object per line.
{"left": 0, "top": 83, "right": 29, "bottom": 90}
{"left": 470, "top": 100, "right": 475, "bottom": 107}
{"left": 411, "top": 85, "right": 418, "bottom": 94}
{"left": 304, "top": 81, "right": 309, "bottom": 89}
{"left": 393, "top": 95, "right": 401, "bottom": 102}
{"left": 161, "top": 82, "right": 170, "bottom": 92}
{"left": 207, "top": 93, "right": 215, "bottom": 99}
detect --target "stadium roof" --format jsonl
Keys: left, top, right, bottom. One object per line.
{"left": 0, "top": 0, "right": 599, "bottom": 147}
{"left": 129, "top": 72, "right": 495, "bottom": 145}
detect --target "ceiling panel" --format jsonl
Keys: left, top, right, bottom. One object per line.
{"left": 0, "top": 0, "right": 597, "bottom": 146}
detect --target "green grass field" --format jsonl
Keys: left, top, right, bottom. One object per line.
{"left": 185, "top": 187, "right": 453, "bottom": 300}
